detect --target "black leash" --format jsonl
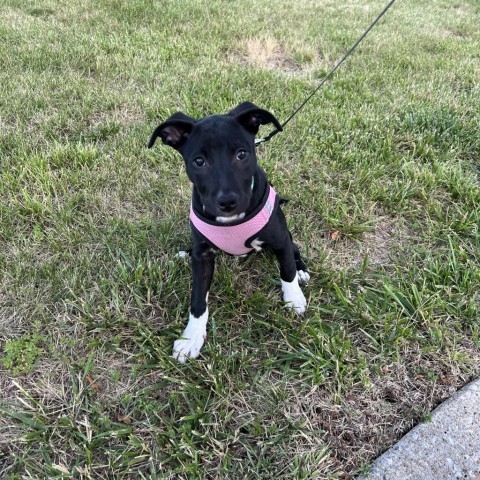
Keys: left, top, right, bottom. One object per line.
{"left": 255, "top": 0, "right": 397, "bottom": 146}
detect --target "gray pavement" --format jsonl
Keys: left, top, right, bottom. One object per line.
{"left": 358, "top": 378, "right": 480, "bottom": 480}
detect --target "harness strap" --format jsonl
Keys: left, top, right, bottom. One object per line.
{"left": 190, "top": 185, "right": 277, "bottom": 256}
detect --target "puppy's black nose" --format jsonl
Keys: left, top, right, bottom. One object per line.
{"left": 216, "top": 193, "right": 238, "bottom": 212}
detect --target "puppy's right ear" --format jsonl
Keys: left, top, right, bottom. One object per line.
{"left": 147, "top": 112, "right": 197, "bottom": 149}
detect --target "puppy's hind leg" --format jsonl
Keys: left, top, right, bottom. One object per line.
{"left": 273, "top": 237, "right": 307, "bottom": 315}
{"left": 293, "top": 242, "right": 310, "bottom": 285}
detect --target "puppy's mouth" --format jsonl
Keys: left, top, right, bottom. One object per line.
{"left": 215, "top": 212, "right": 246, "bottom": 224}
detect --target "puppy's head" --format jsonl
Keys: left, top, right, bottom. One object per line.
{"left": 148, "top": 102, "right": 281, "bottom": 222}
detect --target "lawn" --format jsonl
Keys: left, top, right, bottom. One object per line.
{"left": 1, "top": 0, "right": 479, "bottom": 478}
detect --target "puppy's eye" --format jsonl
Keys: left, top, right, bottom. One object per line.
{"left": 236, "top": 150, "right": 247, "bottom": 160}
{"left": 193, "top": 157, "right": 205, "bottom": 167}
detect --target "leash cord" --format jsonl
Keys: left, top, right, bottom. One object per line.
{"left": 255, "top": 0, "right": 397, "bottom": 146}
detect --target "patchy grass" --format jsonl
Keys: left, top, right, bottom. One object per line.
{"left": 1, "top": 0, "right": 479, "bottom": 478}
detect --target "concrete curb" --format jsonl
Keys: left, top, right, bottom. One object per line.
{"left": 358, "top": 377, "right": 480, "bottom": 480}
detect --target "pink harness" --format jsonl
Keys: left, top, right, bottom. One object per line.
{"left": 190, "top": 185, "right": 277, "bottom": 256}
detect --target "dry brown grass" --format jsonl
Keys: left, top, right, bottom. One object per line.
{"left": 230, "top": 35, "right": 322, "bottom": 75}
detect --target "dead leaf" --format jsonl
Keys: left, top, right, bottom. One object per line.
{"left": 439, "top": 374, "right": 456, "bottom": 386}
{"left": 331, "top": 231, "right": 340, "bottom": 241}
{"left": 85, "top": 375, "right": 101, "bottom": 392}
{"left": 118, "top": 414, "right": 132, "bottom": 425}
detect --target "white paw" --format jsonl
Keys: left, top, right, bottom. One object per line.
{"left": 297, "top": 270, "right": 310, "bottom": 285}
{"left": 175, "top": 250, "right": 189, "bottom": 260}
{"left": 281, "top": 273, "right": 307, "bottom": 315}
{"left": 173, "top": 335, "right": 205, "bottom": 363}
{"left": 284, "top": 290, "right": 307, "bottom": 315}
{"left": 172, "top": 310, "right": 208, "bottom": 363}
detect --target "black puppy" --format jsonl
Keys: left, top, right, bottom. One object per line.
{"left": 148, "top": 102, "right": 309, "bottom": 362}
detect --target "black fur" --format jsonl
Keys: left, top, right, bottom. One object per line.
{"left": 149, "top": 102, "right": 306, "bottom": 330}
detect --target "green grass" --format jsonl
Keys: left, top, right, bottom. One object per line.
{"left": 1, "top": 0, "right": 479, "bottom": 478}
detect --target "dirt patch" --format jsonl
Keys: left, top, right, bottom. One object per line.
{"left": 362, "top": 217, "right": 401, "bottom": 266}
{"left": 231, "top": 35, "right": 321, "bottom": 74}
{"left": 241, "top": 36, "right": 298, "bottom": 71}
{"left": 323, "top": 217, "right": 408, "bottom": 271}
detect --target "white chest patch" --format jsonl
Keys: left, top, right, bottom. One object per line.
{"left": 251, "top": 238, "right": 264, "bottom": 252}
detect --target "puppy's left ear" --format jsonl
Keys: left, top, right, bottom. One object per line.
{"left": 229, "top": 102, "right": 282, "bottom": 135}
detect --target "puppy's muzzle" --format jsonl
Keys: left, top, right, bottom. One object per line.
{"left": 216, "top": 192, "right": 238, "bottom": 213}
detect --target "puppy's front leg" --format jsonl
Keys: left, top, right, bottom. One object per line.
{"left": 173, "top": 243, "right": 214, "bottom": 363}
{"left": 273, "top": 238, "right": 307, "bottom": 315}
